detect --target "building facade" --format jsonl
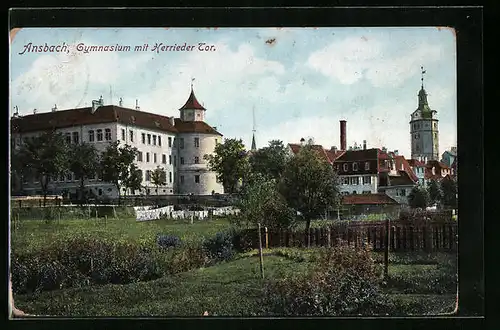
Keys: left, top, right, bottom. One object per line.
{"left": 10, "top": 86, "right": 224, "bottom": 199}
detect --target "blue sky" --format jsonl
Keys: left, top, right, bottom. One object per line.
{"left": 10, "top": 27, "right": 457, "bottom": 158}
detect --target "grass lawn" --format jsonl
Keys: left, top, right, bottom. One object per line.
{"left": 11, "top": 216, "right": 232, "bottom": 254}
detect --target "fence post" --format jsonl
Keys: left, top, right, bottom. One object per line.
{"left": 265, "top": 227, "right": 269, "bottom": 249}
{"left": 327, "top": 227, "right": 331, "bottom": 247}
{"left": 390, "top": 226, "right": 395, "bottom": 251}
{"left": 258, "top": 223, "right": 264, "bottom": 279}
{"left": 384, "top": 219, "right": 390, "bottom": 279}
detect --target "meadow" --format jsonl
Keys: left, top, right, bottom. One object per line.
{"left": 11, "top": 213, "right": 458, "bottom": 317}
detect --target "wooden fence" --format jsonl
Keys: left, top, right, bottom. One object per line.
{"left": 245, "top": 220, "right": 457, "bottom": 253}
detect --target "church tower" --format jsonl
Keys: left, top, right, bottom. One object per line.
{"left": 410, "top": 67, "right": 439, "bottom": 161}
{"left": 179, "top": 78, "right": 206, "bottom": 122}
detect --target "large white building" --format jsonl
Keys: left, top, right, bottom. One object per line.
{"left": 10, "top": 86, "right": 225, "bottom": 199}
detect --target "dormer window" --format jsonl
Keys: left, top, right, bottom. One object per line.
{"left": 343, "top": 163, "right": 348, "bottom": 172}
{"left": 365, "top": 162, "right": 370, "bottom": 170}
{"left": 353, "top": 162, "right": 358, "bottom": 171}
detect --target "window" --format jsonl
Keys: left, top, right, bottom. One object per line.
{"left": 153, "top": 135, "right": 157, "bottom": 146}
{"left": 195, "top": 175, "right": 200, "bottom": 183}
{"left": 173, "top": 138, "right": 177, "bottom": 147}
{"left": 66, "top": 172, "right": 72, "bottom": 181}
{"left": 146, "top": 152, "right": 150, "bottom": 163}
{"left": 97, "top": 129, "right": 103, "bottom": 141}
{"left": 98, "top": 189, "right": 103, "bottom": 196}
{"left": 350, "top": 177, "right": 359, "bottom": 185}
{"left": 169, "top": 172, "right": 172, "bottom": 183}
{"left": 180, "top": 175, "right": 184, "bottom": 184}
{"left": 142, "top": 133, "right": 146, "bottom": 144}
{"left": 194, "top": 137, "right": 200, "bottom": 148}
{"left": 215, "top": 138, "right": 218, "bottom": 145}
{"left": 105, "top": 128, "right": 111, "bottom": 141}
{"left": 65, "top": 133, "right": 71, "bottom": 144}
{"left": 162, "top": 154, "right": 167, "bottom": 164}
{"left": 153, "top": 153, "right": 157, "bottom": 163}
{"left": 353, "top": 162, "right": 358, "bottom": 171}
{"left": 180, "top": 138, "right": 184, "bottom": 149}
{"left": 121, "top": 129, "right": 126, "bottom": 141}
{"left": 147, "top": 134, "right": 151, "bottom": 145}
{"left": 362, "top": 191, "right": 371, "bottom": 194}
{"left": 365, "top": 162, "right": 370, "bottom": 170}
{"left": 415, "top": 133, "right": 420, "bottom": 140}
{"left": 158, "top": 136, "right": 162, "bottom": 146}
{"left": 180, "top": 157, "right": 185, "bottom": 165}
{"left": 341, "top": 177, "right": 348, "bottom": 185}
{"left": 174, "top": 156, "right": 177, "bottom": 166}
{"left": 169, "top": 155, "right": 172, "bottom": 165}
{"left": 137, "top": 152, "right": 143, "bottom": 162}
{"left": 363, "top": 176, "right": 371, "bottom": 185}
{"left": 400, "top": 189, "right": 407, "bottom": 197}
{"left": 352, "top": 191, "right": 357, "bottom": 194}
{"left": 145, "top": 170, "right": 151, "bottom": 181}
{"left": 194, "top": 156, "right": 199, "bottom": 164}
{"left": 343, "top": 163, "right": 348, "bottom": 172}
{"left": 168, "top": 137, "right": 172, "bottom": 147}
{"left": 130, "top": 130, "right": 134, "bottom": 142}
{"left": 72, "top": 132, "right": 79, "bottom": 144}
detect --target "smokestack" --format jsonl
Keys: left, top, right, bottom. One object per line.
{"left": 363, "top": 140, "right": 366, "bottom": 150}
{"left": 169, "top": 117, "right": 175, "bottom": 127}
{"left": 340, "top": 120, "right": 346, "bottom": 151}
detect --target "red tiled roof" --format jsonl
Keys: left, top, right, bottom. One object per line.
{"left": 335, "top": 148, "right": 379, "bottom": 162}
{"left": 325, "top": 149, "right": 345, "bottom": 163}
{"left": 342, "top": 193, "right": 398, "bottom": 205}
{"left": 394, "top": 155, "right": 418, "bottom": 183}
{"left": 408, "top": 159, "right": 426, "bottom": 167}
{"left": 174, "top": 119, "right": 222, "bottom": 135}
{"left": 11, "top": 105, "right": 178, "bottom": 134}
{"left": 388, "top": 170, "right": 416, "bottom": 186}
{"left": 288, "top": 143, "right": 332, "bottom": 164}
{"left": 179, "top": 88, "right": 206, "bottom": 111}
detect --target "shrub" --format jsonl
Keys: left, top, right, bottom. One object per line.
{"left": 167, "top": 243, "right": 208, "bottom": 274}
{"left": 157, "top": 234, "right": 182, "bottom": 250}
{"left": 231, "top": 228, "right": 257, "bottom": 253}
{"left": 261, "top": 241, "right": 388, "bottom": 316}
{"left": 202, "top": 231, "right": 235, "bottom": 263}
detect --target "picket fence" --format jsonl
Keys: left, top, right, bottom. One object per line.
{"left": 134, "top": 205, "right": 240, "bottom": 222}
{"left": 247, "top": 220, "right": 458, "bottom": 253}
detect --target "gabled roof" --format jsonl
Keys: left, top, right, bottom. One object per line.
{"left": 325, "top": 149, "right": 345, "bottom": 163}
{"left": 408, "top": 159, "right": 427, "bottom": 167}
{"left": 11, "top": 105, "right": 178, "bottom": 134}
{"left": 388, "top": 170, "right": 417, "bottom": 186}
{"left": 288, "top": 143, "right": 332, "bottom": 164}
{"left": 335, "top": 148, "right": 379, "bottom": 162}
{"left": 394, "top": 155, "right": 419, "bottom": 182}
{"left": 179, "top": 88, "right": 206, "bottom": 111}
{"left": 174, "top": 119, "right": 222, "bottom": 136}
{"left": 342, "top": 193, "right": 398, "bottom": 205}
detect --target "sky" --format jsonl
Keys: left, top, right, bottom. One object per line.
{"left": 9, "top": 27, "right": 457, "bottom": 158}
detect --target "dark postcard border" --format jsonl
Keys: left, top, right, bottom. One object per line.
{"left": 6, "top": 6, "right": 484, "bottom": 330}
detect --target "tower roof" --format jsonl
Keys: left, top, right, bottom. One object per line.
{"left": 179, "top": 87, "right": 206, "bottom": 111}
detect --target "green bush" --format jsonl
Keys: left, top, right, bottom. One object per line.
{"left": 167, "top": 243, "right": 208, "bottom": 274}
{"left": 231, "top": 228, "right": 257, "bottom": 253}
{"left": 261, "top": 241, "right": 388, "bottom": 316}
{"left": 202, "top": 231, "right": 235, "bottom": 263}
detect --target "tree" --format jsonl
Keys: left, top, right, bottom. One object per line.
{"left": 204, "top": 138, "right": 251, "bottom": 194}
{"left": 426, "top": 179, "right": 442, "bottom": 207}
{"left": 151, "top": 166, "right": 167, "bottom": 195}
{"left": 249, "top": 140, "right": 288, "bottom": 181}
{"left": 237, "top": 173, "right": 295, "bottom": 229}
{"left": 16, "top": 131, "right": 71, "bottom": 206}
{"left": 408, "top": 186, "right": 429, "bottom": 209}
{"left": 69, "top": 142, "right": 100, "bottom": 203}
{"left": 279, "top": 145, "right": 340, "bottom": 247}
{"left": 123, "top": 163, "right": 143, "bottom": 196}
{"left": 440, "top": 177, "right": 457, "bottom": 209}
{"left": 99, "top": 141, "right": 138, "bottom": 204}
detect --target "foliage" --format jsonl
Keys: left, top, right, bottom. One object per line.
{"left": 202, "top": 231, "right": 235, "bottom": 263}
{"left": 123, "top": 163, "right": 143, "bottom": 196}
{"left": 440, "top": 177, "right": 457, "bottom": 209}
{"left": 151, "top": 166, "right": 167, "bottom": 194}
{"left": 279, "top": 145, "right": 341, "bottom": 246}
{"left": 99, "top": 141, "right": 138, "bottom": 201}
{"left": 167, "top": 242, "right": 208, "bottom": 274}
{"left": 157, "top": 234, "right": 182, "bottom": 250}
{"left": 204, "top": 138, "right": 251, "bottom": 194}
{"left": 261, "top": 241, "right": 387, "bottom": 316}
{"left": 407, "top": 186, "right": 429, "bottom": 209}
{"left": 426, "top": 179, "right": 442, "bottom": 207}
{"left": 15, "top": 131, "right": 71, "bottom": 205}
{"left": 69, "top": 142, "right": 100, "bottom": 202}
{"left": 236, "top": 173, "right": 296, "bottom": 229}
{"left": 249, "top": 140, "right": 288, "bottom": 181}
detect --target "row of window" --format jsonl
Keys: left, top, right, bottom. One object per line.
{"left": 336, "top": 162, "right": 371, "bottom": 172}
{"left": 340, "top": 176, "right": 372, "bottom": 185}
{"left": 412, "top": 122, "right": 438, "bottom": 131}
{"left": 88, "top": 129, "right": 113, "bottom": 142}
{"left": 341, "top": 191, "right": 372, "bottom": 195}
{"left": 136, "top": 152, "right": 204, "bottom": 165}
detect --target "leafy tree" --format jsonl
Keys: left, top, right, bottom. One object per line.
{"left": 204, "top": 138, "right": 251, "bottom": 194}
{"left": 99, "top": 141, "right": 138, "bottom": 204}
{"left": 279, "top": 145, "right": 340, "bottom": 247}
{"left": 249, "top": 140, "right": 288, "bottom": 181}
{"left": 426, "top": 179, "right": 442, "bottom": 207}
{"left": 408, "top": 186, "right": 429, "bottom": 209}
{"left": 123, "top": 163, "right": 143, "bottom": 196}
{"left": 440, "top": 177, "right": 457, "bottom": 209}
{"left": 151, "top": 166, "right": 167, "bottom": 195}
{"left": 16, "top": 131, "right": 71, "bottom": 205}
{"left": 69, "top": 142, "right": 100, "bottom": 203}
{"left": 237, "top": 173, "right": 295, "bottom": 229}
{"left": 10, "top": 147, "right": 24, "bottom": 194}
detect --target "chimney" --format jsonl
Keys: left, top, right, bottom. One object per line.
{"left": 363, "top": 140, "right": 366, "bottom": 150}
{"left": 169, "top": 117, "right": 175, "bottom": 127}
{"left": 340, "top": 120, "right": 347, "bottom": 151}
{"left": 135, "top": 99, "right": 140, "bottom": 110}
{"left": 51, "top": 104, "right": 57, "bottom": 112}
{"left": 33, "top": 109, "right": 37, "bottom": 114}
{"left": 119, "top": 97, "right": 123, "bottom": 107}
{"left": 99, "top": 95, "right": 104, "bottom": 106}
{"left": 382, "top": 146, "right": 387, "bottom": 153}
{"left": 91, "top": 100, "right": 99, "bottom": 114}
{"left": 331, "top": 146, "right": 337, "bottom": 154}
